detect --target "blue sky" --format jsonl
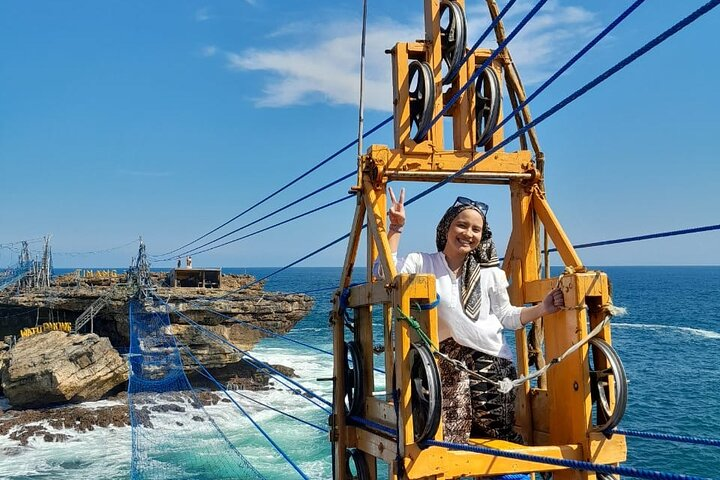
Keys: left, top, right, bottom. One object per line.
{"left": 1, "top": 0, "right": 718, "bottom": 268}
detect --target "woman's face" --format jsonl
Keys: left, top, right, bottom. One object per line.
{"left": 443, "top": 208, "right": 485, "bottom": 259}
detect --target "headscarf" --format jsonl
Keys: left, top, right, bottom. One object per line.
{"left": 436, "top": 204, "right": 499, "bottom": 320}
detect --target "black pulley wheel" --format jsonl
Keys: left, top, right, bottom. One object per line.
{"left": 408, "top": 342, "right": 442, "bottom": 443}
{"left": 588, "top": 337, "right": 628, "bottom": 432}
{"left": 345, "top": 341, "right": 365, "bottom": 417}
{"left": 440, "top": 0, "right": 467, "bottom": 85}
{"left": 408, "top": 60, "right": 436, "bottom": 142}
{"left": 345, "top": 448, "right": 370, "bottom": 480}
{"left": 475, "top": 66, "right": 501, "bottom": 147}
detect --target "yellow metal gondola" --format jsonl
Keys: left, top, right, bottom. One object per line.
{"left": 330, "top": 1, "right": 627, "bottom": 479}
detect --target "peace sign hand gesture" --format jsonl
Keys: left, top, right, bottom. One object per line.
{"left": 388, "top": 187, "right": 406, "bottom": 228}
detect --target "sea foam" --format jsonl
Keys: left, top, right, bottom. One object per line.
{"left": 614, "top": 322, "right": 720, "bottom": 340}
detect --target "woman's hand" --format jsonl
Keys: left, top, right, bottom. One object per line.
{"left": 387, "top": 187, "right": 405, "bottom": 254}
{"left": 542, "top": 286, "right": 565, "bottom": 315}
{"left": 521, "top": 286, "right": 565, "bottom": 325}
{"left": 388, "top": 187, "right": 406, "bottom": 228}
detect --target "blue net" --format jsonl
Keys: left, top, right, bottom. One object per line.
{"left": 128, "top": 299, "right": 265, "bottom": 480}
{"left": 0, "top": 262, "right": 31, "bottom": 291}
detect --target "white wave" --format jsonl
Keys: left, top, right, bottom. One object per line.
{"left": 75, "top": 398, "right": 126, "bottom": 409}
{"left": 196, "top": 391, "right": 331, "bottom": 478}
{"left": 0, "top": 421, "right": 131, "bottom": 479}
{"left": 613, "top": 323, "right": 720, "bottom": 340}
{"left": 0, "top": 348, "right": 353, "bottom": 479}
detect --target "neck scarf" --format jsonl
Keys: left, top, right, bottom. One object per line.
{"left": 436, "top": 204, "right": 499, "bottom": 320}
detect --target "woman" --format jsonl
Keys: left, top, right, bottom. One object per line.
{"left": 386, "top": 187, "right": 564, "bottom": 444}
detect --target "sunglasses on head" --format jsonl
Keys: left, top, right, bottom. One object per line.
{"left": 453, "top": 196, "right": 489, "bottom": 216}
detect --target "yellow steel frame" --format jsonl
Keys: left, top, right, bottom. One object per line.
{"left": 330, "top": 1, "right": 626, "bottom": 478}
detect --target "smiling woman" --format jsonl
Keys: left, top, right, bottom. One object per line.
{"left": 384, "top": 187, "right": 563, "bottom": 443}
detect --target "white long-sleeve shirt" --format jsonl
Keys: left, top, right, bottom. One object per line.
{"left": 396, "top": 252, "right": 523, "bottom": 360}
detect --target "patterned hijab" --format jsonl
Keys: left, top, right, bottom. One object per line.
{"left": 436, "top": 204, "right": 499, "bottom": 320}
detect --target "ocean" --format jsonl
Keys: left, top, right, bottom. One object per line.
{"left": 1, "top": 266, "right": 718, "bottom": 479}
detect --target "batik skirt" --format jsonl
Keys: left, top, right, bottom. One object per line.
{"left": 438, "top": 338, "right": 523, "bottom": 444}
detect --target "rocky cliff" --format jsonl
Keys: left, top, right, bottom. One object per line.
{"left": 0, "top": 270, "right": 315, "bottom": 409}
{"left": 1, "top": 331, "right": 128, "bottom": 408}
{"left": 0, "top": 272, "right": 313, "bottom": 351}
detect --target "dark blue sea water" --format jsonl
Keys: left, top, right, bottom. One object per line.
{"left": 1, "top": 266, "right": 718, "bottom": 479}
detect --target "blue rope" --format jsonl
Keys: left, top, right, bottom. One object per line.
{"left": 203, "top": 305, "right": 334, "bottom": 357}
{"left": 412, "top": 294, "right": 441, "bottom": 311}
{"left": 349, "top": 406, "right": 720, "bottom": 478}
{"left": 183, "top": 346, "right": 329, "bottom": 433}
{"left": 160, "top": 195, "right": 354, "bottom": 260}
{"left": 191, "top": 285, "right": 394, "bottom": 376}
{"left": 200, "top": 295, "right": 389, "bottom": 375}
{"left": 199, "top": 210, "right": 717, "bottom": 312}
{"left": 183, "top": 293, "right": 385, "bottom": 375}
{"left": 164, "top": 302, "right": 334, "bottom": 412}
{"left": 182, "top": 347, "right": 311, "bottom": 480}
{"left": 417, "top": 0, "right": 544, "bottom": 139}
{"left": 184, "top": 314, "right": 333, "bottom": 411}
{"left": 185, "top": 0, "right": 664, "bottom": 260}
{"left": 219, "top": 0, "right": 720, "bottom": 290}
{"left": 159, "top": 1, "right": 720, "bottom": 340}
{"left": 187, "top": 393, "right": 267, "bottom": 480}
{"left": 183, "top": 228, "right": 361, "bottom": 304}
{"left": 339, "top": 286, "right": 356, "bottom": 331}
{"left": 289, "top": 284, "right": 339, "bottom": 295}
{"left": 155, "top": 0, "right": 518, "bottom": 262}
{"left": 347, "top": 415, "right": 397, "bottom": 437}
{"left": 491, "top": 0, "right": 647, "bottom": 136}
{"left": 230, "top": 231, "right": 354, "bottom": 293}
{"left": 611, "top": 427, "right": 720, "bottom": 448}
{"left": 167, "top": 175, "right": 356, "bottom": 260}
{"left": 156, "top": 116, "right": 392, "bottom": 258}
{"left": 547, "top": 224, "right": 720, "bottom": 253}
{"left": 185, "top": 0, "right": 624, "bottom": 267}
{"left": 407, "top": 0, "right": 720, "bottom": 208}
{"left": 338, "top": 286, "right": 352, "bottom": 312}
{"left": 423, "top": 439, "right": 715, "bottom": 480}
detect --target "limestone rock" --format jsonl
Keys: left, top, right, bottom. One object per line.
{"left": 1, "top": 331, "right": 128, "bottom": 408}
{"left": 0, "top": 272, "right": 314, "bottom": 383}
{"left": 0, "top": 274, "right": 313, "bottom": 352}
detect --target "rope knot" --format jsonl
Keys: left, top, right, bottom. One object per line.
{"left": 604, "top": 304, "right": 627, "bottom": 317}
{"left": 498, "top": 377, "right": 514, "bottom": 394}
